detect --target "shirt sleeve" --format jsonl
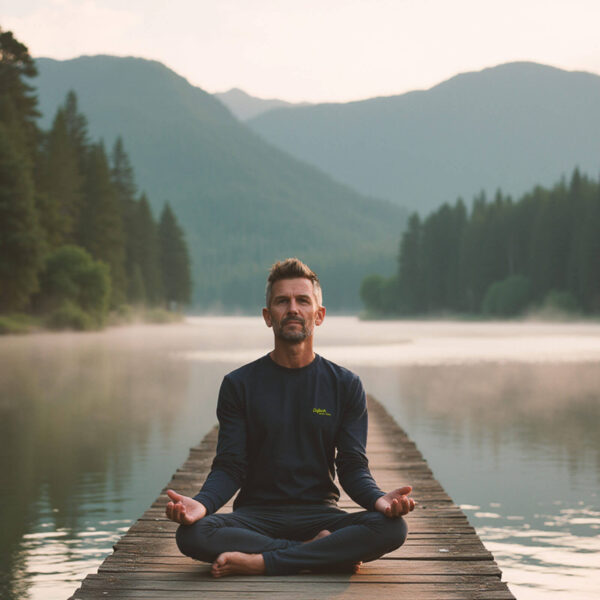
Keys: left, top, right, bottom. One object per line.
{"left": 334, "top": 376, "right": 385, "bottom": 511}
{"left": 193, "top": 376, "right": 247, "bottom": 514}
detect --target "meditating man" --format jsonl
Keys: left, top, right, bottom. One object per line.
{"left": 166, "top": 258, "right": 415, "bottom": 577}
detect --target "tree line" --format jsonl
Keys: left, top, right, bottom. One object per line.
{"left": 361, "top": 169, "right": 600, "bottom": 317}
{"left": 0, "top": 28, "right": 191, "bottom": 330}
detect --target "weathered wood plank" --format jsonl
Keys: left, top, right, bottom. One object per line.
{"left": 68, "top": 396, "right": 514, "bottom": 599}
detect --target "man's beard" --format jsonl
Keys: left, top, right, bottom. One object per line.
{"left": 273, "top": 316, "right": 313, "bottom": 343}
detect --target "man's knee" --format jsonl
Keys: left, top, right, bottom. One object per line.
{"left": 382, "top": 515, "right": 408, "bottom": 551}
{"left": 175, "top": 520, "right": 215, "bottom": 562}
{"left": 362, "top": 512, "right": 408, "bottom": 552}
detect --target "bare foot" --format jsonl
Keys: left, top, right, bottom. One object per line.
{"left": 211, "top": 552, "right": 266, "bottom": 578}
{"left": 304, "top": 529, "right": 331, "bottom": 543}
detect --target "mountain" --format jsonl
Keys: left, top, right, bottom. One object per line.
{"left": 248, "top": 62, "right": 600, "bottom": 214}
{"left": 214, "top": 88, "right": 310, "bottom": 121}
{"left": 34, "top": 56, "right": 406, "bottom": 311}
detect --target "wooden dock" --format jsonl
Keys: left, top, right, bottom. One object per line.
{"left": 69, "top": 397, "right": 515, "bottom": 599}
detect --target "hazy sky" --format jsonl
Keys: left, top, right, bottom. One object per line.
{"left": 3, "top": 0, "right": 600, "bottom": 102}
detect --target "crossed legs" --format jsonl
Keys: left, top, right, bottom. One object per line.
{"left": 175, "top": 504, "right": 407, "bottom": 576}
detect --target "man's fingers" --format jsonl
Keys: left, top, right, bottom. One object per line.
{"left": 396, "top": 486, "right": 412, "bottom": 496}
{"left": 167, "top": 489, "right": 183, "bottom": 502}
{"left": 166, "top": 497, "right": 188, "bottom": 524}
{"left": 402, "top": 496, "right": 410, "bottom": 514}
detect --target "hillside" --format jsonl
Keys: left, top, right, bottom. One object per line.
{"left": 214, "top": 88, "right": 310, "bottom": 120}
{"left": 35, "top": 56, "right": 406, "bottom": 311}
{"left": 248, "top": 62, "right": 600, "bottom": 214}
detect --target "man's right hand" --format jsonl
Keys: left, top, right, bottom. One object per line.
{"left": 165, "top": 489, "right": 207, "bottom": 525}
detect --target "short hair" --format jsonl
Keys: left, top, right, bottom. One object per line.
{"left": 265, "top": 258, "right": 323, "bottom": 307}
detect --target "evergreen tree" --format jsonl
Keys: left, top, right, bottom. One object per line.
{"left": 0, "top": 28, "right": 39, "bottom": 162}
{"left": 159, "top": 203, "right": 191, "bottom": 309}
{"left": 397, "top": 213, "right": 423, "bottom": 313}
{"left": 528, "top": 182, "right": 570, "bottom": 300}
{"left": 110, "top": 137, "right": 136, "bottom": 301}
{"left": 79, "top": 142, "right": 127, "bottom": 306}
{"left": 0, "top": 125, "right": 45, "bottom": 310}
{"left": 136, "top": 194, "right": 163, "bottom": 305}
{"left": 36, "top": 107, "right": 83, "bottom": 248}
{"left": 62, "top": 91, "right": 89, "bottom": 176}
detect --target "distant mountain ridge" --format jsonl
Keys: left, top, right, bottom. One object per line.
{"left": 214, "top": 88, "right": 311, "bottom": 120}
{"left": 247, "top": 62, "right": 600, "bottom": 214}
{"left": 34, "top": 55, "right": 406, "bottom": 310}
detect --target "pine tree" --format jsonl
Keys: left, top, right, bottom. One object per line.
{"left": 136, "top": 194, "right": 163, "bottom": 305}
{"left": 0, "top": 28, "right": 40, "bottom": 162}
{"left": 110, "top": 137, "right": 136, "bottom": 302}
{"left": 36, "top": 107, "right": 83, "bottom": 248}
{"left": 158, "top": 203, "right": 191, "bottom": 309}
{"left": 79, "top": 142, "right": 127, "bottom": 306}
{"left": 62, "top": 91, "right": 89, "bottom": 176}
{"left": 0, "top": 125, "right": 45, "bottom": 310}
{"left": 397, "top": 213, "right": 423, "bottom": 313}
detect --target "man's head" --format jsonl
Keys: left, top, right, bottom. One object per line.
{"left": 263, "top": 258, "right": 325, "bottom": 343}
{"left": 265, "top": 258, "right": 322, "bottom": 308}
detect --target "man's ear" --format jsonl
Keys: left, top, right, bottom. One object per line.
{"left": 262, "top": 307, "right": 273, "bottom": 328}
{"left": 315, "top": 305, "right": 326, "bottom": 326}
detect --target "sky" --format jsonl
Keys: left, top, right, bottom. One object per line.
{"left": 3, "top": 0, "right": 600, "bottom": 103}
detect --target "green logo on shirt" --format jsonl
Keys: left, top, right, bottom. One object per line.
{"left": 313, "top": 408, "right": 332, "bottom": 416}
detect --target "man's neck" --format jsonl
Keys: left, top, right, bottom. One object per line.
{"left": 270, "top": 340, "right": 315, "bottom": 369}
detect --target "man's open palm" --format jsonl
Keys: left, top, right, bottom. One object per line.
{"left": 165, "top": 489, "right": 206, "bottom": 525}
{"left": 374, "top": 486, "right": 415, "bottom": 518}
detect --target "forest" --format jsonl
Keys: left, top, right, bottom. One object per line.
{"left": 361, "top": 170, "right": 600, "bottom": 317}
{"left": 0, "top": 29, "right": 191, "bottom": 332}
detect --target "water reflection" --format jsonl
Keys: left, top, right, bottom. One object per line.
{"left": 0, "top": 327, "right": 222, "bottom": 600}
{"left": 355, "top": 362, "right": 600, "bottom": 600}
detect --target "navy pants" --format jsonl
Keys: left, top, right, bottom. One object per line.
{"left": 176, "top": 504, "right": 407, "bottom": 575}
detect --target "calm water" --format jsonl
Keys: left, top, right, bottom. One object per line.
{"left": 0, "top": 317, "right": 599, "bottom": 599}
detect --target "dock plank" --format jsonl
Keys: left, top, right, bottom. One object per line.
{"left": 69, "top": 396, "right": 514, "bottom": 599}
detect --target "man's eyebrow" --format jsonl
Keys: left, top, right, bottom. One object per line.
{"left": 273, "top": 293, "right": 312, "bottom": 300}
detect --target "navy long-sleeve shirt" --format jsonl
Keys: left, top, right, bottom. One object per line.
{"left": 194, "top": 354, "right": 384, "bottom": 514}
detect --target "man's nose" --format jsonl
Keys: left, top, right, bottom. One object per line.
{"left": 287, "top": 299, "right": 299, "bottom": 313}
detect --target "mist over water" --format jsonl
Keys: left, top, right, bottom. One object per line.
{"left": 0, "top": 317, "right": 599, "bottom": 599}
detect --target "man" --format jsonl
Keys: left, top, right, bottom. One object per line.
{"left": 166, "top": 258, "right": 415, "bottom": 577}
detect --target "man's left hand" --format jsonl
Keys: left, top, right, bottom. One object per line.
{"left": 374, "top": 486, "right": 416, "bottom": 518}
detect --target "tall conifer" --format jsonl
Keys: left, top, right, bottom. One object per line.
{"left": 0, "top": 28, "right": 39, "bottom": 161}
{"left": 158, "top": 203, "right": 191, "bottom": 309}
{"left": 36, "top": 107, "right": 83, "bottom": 248}
{"left": 0, "top": 125, "right": 44, "bottom": 310}
{"left": 110, "top": 137, "right": 136, "bottom": 301}
{"left": 80, "top": 142, "right": 127, "bottom": 306}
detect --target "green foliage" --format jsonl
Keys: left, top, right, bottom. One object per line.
{"left": 39, "top": 245, "right": 111, "bottom": 324}
{"left": 360, "top": 274, "right": 387, "bottom": 314}
{"left": 45, "top": 300, "right": 95, "bottom": 331}
{"left": 482, "top": 275, "right": 533, "bottom": 316}
{"left": 541, "top": 290, "right": 580, "bottom": 314}
{"left": 0, "top": 313, "right": 36, "bottom": 334}
{"left": 363, "top": 169, "right": 600, "bottom": 318}
{"left": 0, "top": 30, "right": 187, "bottom": 328}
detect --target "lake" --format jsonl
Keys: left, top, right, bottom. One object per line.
{"left": 0, "top": 317, "right": 598, "bottom": 599}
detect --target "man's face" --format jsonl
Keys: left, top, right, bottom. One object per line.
{"left": 263, "top": 278, "right": 325, "bottom": 343}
